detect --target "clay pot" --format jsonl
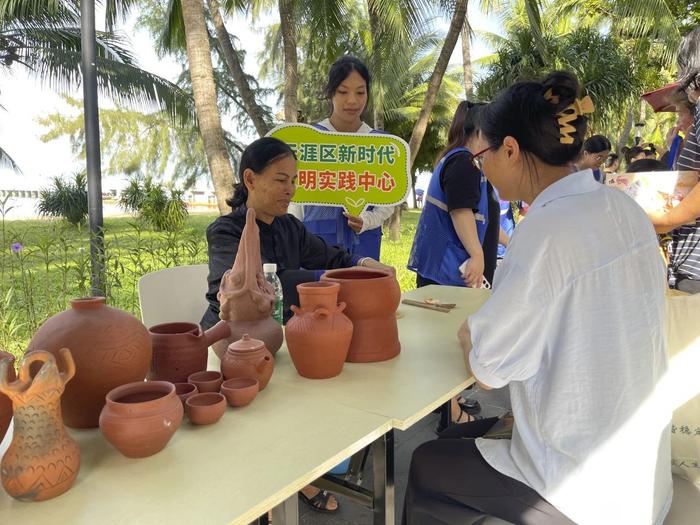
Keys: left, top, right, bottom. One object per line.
{"left": 185, "top": 393, "right": 227, "bottom": 425}
{"left": 99, "top": 381, "right": 183, "bottom": 459}
{"left": 187, "top": 371, "right": 223, "bottom": 393}
{"left": 214, "top": 318, "right": 284, "bottom": 358}
{"left": 0, "top": 349, "right": 80, "bottom": 501}
{"left": 0, "top": 351, "right": 16, "bottom": 444}
{"left": 285, "top": 282, "right": 353, "bottom": 379}
{"left": 221, "top": 378, "right": 259, "bottom": 407}
{"left": 174, "top": 382, "right": 198, "bottom": 407}
{"left": 26, "top": 297, "right": 152, "bottom": 428}
{"left": 321, "top": 268, "right": 401, "bottom": 363}
{"left": 148, "top": 321, "right": 230, "bottom": 383}
{"left": 220, "top": 334, "right": 274, "bottom": 390}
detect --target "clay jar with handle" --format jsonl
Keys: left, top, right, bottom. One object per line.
{"left": 220, "top": 334, "right": 274, "bottom": 390}
{"left": 0, "top": 351, "right": 16, "bottom": 444}
{"left": 285, "top": 282, "right": 353, "bottom": 379}
{"left": 0, "top": 348, "right": 80, "bottom": 502}
{"left": 321, "top": 268, "right": 401, "bottom": 363}
{"left": 26, "top": 297, "right": 152, "bottom": 428}
{"left": 148, "top": 320, "right": 230, "bottom": 383}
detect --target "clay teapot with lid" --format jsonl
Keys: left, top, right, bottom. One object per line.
{"left": 220, "top": 334, "right": 274, "bottom": 390}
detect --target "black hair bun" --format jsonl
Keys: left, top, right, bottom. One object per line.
{"left": 541, "top": 71, "right": 581, "bottom": 112}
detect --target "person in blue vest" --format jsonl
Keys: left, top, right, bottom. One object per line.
{"left": 289, "top": 56, "right": 394, "bottom": 260}
{"left": 497, "top": 198, "right": 515, "bottom": 259}
{"left": 578, "top": 135, "right": 611, "bottom": 183}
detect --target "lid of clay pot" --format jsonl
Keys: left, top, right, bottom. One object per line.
{"left": 70, "top": 297, "right": 107, "bottom": 309}
{"left": 228, "top": 334, "right": 266, "bottom": 352}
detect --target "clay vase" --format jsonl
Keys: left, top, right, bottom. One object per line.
{"left": 26, "top": 297, "right": 152, "bottom": 428}
{"left": 0, "top": 351, "right": 16, "bottom": 444}
{"left": 220, "top": 334, "right": 274, "bottom": 390}
{"left": 99, "top": 381, "right": 183, "bottom": 459}
{"left": 148, "top": 321, "right": 230, "bottom": 383}
{"left": 321, "top": 268, "right": 401, "bottom": 363}
{"left": 216, "top": 208, "right": 283, "bottom": 356}
{"left": 0, "top": 348, "right": 80, "bottom": 501}
{"left": 285, "top": 282, "right": 353, "bottom": 379}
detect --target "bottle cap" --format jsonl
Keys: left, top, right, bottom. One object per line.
{"left": 263, "top": 263, "right": 277, "bottom": 273}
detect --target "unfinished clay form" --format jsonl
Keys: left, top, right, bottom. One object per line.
{"left": 0, "top": 351, "right": 16, "bottom": 444}
{"left": 26, "top": 297, "right": 152, "bottom": 428}
{"left": 0, "top": 348, "right": 80, "bottom": 501}
{"left": 220, "top": 378, "right": 259, "bottom": 407}
{"left": 285, "top": 282, "right": 353, "bottom": 379}
{"left": 99, "top": 381, "right": 183, "bottom": 458}
{"left": 187, "top": 371, "right": 223, "bottom": 393}
{"left": 220, "top": 334, "right": 274, "bottom": 390}
{"left": 185, "top": 393, "right": 227, "bottom": 425}
{"left": 148, "top": 321, "right": 230, "bottom": 383}
{"left": 321, "top": 268, "right": 401, "bottom": 363}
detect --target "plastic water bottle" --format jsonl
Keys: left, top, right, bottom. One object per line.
{"left": 263, "top": 263, "right": 284, "bottom": 324}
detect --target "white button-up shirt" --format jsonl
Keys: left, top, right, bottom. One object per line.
{"left": 469, "top": 170, "right": 672, "bottom": 525}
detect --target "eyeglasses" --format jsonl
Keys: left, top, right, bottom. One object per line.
{"left": 473, "top": 146, "right": 492, "bottom": 159}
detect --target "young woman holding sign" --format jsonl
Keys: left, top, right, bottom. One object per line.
{"left": 289, "top": 55, "right": 395, "bottom": 260}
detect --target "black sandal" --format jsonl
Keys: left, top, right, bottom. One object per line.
{"left": 298, "top": 489, "right": 339, "bottom": 514}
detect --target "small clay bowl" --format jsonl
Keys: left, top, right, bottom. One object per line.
{"left": 174, "top": 382, "right": 198, "bottom": 407}
{"left": 221, "top": 378, "right": 259, "bottom": 407}
{"left": 187, "top": 371, "right": 223, "bottom": 393}
{"left": 185, "top": 393, "right": 227, "bottom": 425}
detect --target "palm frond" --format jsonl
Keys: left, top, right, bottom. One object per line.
{"left": 159, "top": 0, "right": 187, "bottom": 54}
{"left": 0, "top": 145, "right": 21, "bottom": 173}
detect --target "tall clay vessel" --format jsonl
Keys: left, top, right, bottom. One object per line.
{"left": 321, "top": 268, "right": 401, "bottom": 363}
{"left": 0, "top": 348, "right": 80, "bottom": 501}
{"left": 148, "top": 321, "right": 230, "bottom": 383}
{"left": 0, "top": 351, "right": 16, "bottom": 444}
{"left": 26, "top": 297, "right": 152, "bottom": 428}
{"left": 216, "top": 208, "right": 283, "bottom": 357}
{"left": 220, "top": 334, "right": 274, "bottom": 390}
{"left": 286, "top": 282, "right": 353, "bottom": 379}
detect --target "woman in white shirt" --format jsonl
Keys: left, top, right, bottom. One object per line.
{"left": 402, "top": 72, "right": 672, "bottom": 525}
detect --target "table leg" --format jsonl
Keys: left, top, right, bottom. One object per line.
{"left": 372, "top": 429, "right": 395, "bottom": 525}
{"left": 271, "top": 494, "right": 299, "bottom": 525}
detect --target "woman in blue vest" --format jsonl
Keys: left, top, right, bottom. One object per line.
{"left": 289, "top": 56, "right": 394, "bottom": 260}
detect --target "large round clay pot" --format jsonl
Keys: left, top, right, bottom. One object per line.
{"left": 148, "top": 320, "right": 230, "bottom": 383}
{"left": 0, "top": 349, "right": 80, "bottom": 501}
{"left": 285, "top": 282, "right": 353, "bottom": 379}
{"left": 220, "top": 334, "right": 274, "bottom": 390}
{"left": 99, "top": 381, "right": 183, "bottom": 458}
{"left": 321, "top": 268, "right": 401, "bottom": 363}
{"left": 0, "top": 351, "right": 16, "bottom": 444}
{"left": 214, "top": 318, "right": 283, "bottom": 359}
{"left": 27, "top": 297, "right": 152, "bottom": 428}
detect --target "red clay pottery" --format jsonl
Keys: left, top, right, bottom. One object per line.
{"left": 174, "top": 382, "right": 198, "bottom": 407}
{"left": 99, "top": 380, "right": 183, "bottom": 459}
{"left": 220, "top": 334, "right": 274, "bottom": 390}
{"left": 220, "top": 378, "right": 259, "bottom": 407}
{"left": 216, "top": 208, "right": 283, "bottom": 356}
{"left": 321, "top": 268, "right": 401, "bottom": 363}
{"left": 285, "top": 282, "right": 353, "bottom": 379}
{"left": 0, "top": 348, "right": 80, "bottom": 501}
{"left": 0, "top": 351, "right": 16, "bottom": 444}
{"left": 187, "top": 371, "right": 223, "bottom": 393}
{"left": 148, "top": 321, "right": 230, "bottom": 383}
{"left": 26, "top": 297, "right": 152, "bottom": 428}
{"left": 185, "top": 393, "right": 227, "bottom": 425}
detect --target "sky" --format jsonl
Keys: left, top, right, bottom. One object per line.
{"left": 0, "top": 4, "right": 502, "bottom": 194}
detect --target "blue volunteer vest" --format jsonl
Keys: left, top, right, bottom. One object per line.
{"left": 407, "top": 147, "right": 489, "bottom": 286}
{"left": 498, "top": 199, "right": 515, "bottom": 258}
{"left": 302, "top": 123, "right": 384, "bottom": 260}
{"left": 668, "top": 132, "right": 685, "bottom": 169}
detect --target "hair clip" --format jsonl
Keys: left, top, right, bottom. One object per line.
{"left": 556, "top": 96, "right": 594, "bottom": 144}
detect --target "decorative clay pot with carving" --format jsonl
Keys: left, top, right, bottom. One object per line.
{"left": 26, "top": 297, "right": 152, "bottom": 428}
{"left": 285, "top": 282, "right": 353, "bottom": 379}
{"left": 321, "top": 268, "right": 401, "bottom": 363}
{"left": 215, "top": 208, "right": 283, "bottom": 357}
{"left": 0, "top": 351, "right": 16, "bottom": 444}
{"left": 220, "top": 334, "right": 274, "bottom": 390}
{"left": 0, "top": 348, "right": 80, "bottom": 501}
{"left": 148, "top": 321, "right": 230, "bottom": 383}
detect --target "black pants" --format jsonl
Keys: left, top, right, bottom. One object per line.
{"left": 416, "top": 275, "right": 439, "bottom": 288}
{"left": 676, "top": 275, "right": 700, "bottom": 294}
{"left": 402, "top": 418, "right": 575, "bottom": 525}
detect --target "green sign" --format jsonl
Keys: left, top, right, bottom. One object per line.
{"left": 267, "top": 123, "right": 411, "bottom": 216}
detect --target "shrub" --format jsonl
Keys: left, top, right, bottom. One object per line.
{"left": 37, "top": 172, "right": 88, "bottom": 226}
{"left": 119, "top": 177, "right": 188, "bottom": 231}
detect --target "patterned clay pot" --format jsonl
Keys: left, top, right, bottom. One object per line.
{"left": 0, "top": 348, "right": 80, "bottom": 501}
{"left": 321, "top": 268, "right": 401, "bottom": 363}
{"left": 27, "top": 297, "right": 152, "bottom": 428}
{"left": 214, "top": 318, "right": 284, "bottom": 359}
{"left": 220, "top": 334, "right": 274, "bottom": 390}
{"left": 285, "top": 282, "right": 353, "bottom": 379}
{"left": 0, "top": 351, "right": 16, "bottom": 444}
{"left": 99, "top": 381, "right": 183, "bottom": 459}
{"left": 148, "top": 320, "right": 230, "bottom": 383}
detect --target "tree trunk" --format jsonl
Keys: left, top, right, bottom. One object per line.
{"left": 461, "top": 11, "right": 473, "bottom": 98}
{"left": 368, "top": 3, "right": 384, "bottom": 130}
{"left": 387, "top": 206, "right": 402, "bottom": 242}
{"left": 207, "top": 0, "right": 270, "bottom": 137}
{"left": 181, "top": 0, "right": 236, "bottom": 215}
{"left": 278, "top": 0, "right": 298, "bottom": 122}
{"left": 407, "top": 0, "right": 468, "bottom": 166}
{"left": 617, "top": 106, "right": 635, "bottom": 154}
